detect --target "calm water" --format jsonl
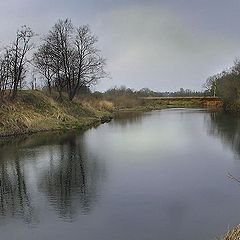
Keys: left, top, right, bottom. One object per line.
{"left": 1, "top": 109, "right": 240, "bottom": 240}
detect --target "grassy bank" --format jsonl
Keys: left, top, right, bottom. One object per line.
{"left": 141, "top": 96, "right": 223, "bottom": 109}
{"left": 0, "top": 90, "right": 114, "bottom": 137}
{"left": 0, "top": 91, "right": 223, "bottom": 137}
{"left": 102, "top": 94, "right": 223, "bottom": 111}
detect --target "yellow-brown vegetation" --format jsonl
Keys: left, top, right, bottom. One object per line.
{"left": 219, "top": 225, "right": 240, "bottom": 240}
{"left": 0, "top": 90, "right": 113, "bottom": 137}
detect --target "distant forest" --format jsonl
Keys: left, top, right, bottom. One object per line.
{"left": 90, "top": 86, "right": 210, "bottom": 99}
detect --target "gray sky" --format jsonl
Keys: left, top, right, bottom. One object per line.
{"left": 1, "top": 0, "right": 240, "bottom": 91}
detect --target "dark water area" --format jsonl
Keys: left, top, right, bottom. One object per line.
{"left": 1, "top": 109, "right": 240, "bottom": 240}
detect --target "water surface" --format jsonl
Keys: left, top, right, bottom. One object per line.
{"left": 0, "top": 109, "right": 240, "bottom": 240}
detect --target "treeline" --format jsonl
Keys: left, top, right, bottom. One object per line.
{"left": 79, "top": 86, "right": 209, "bottom": 109}
{"left": 204, "top": 59, "right": 240, "bottom": 111}
{"left": 0, "top": 19, "right": 106, "bottom": 101}
{"left": 92, "top": 86, "right": 208, "bottom": 98}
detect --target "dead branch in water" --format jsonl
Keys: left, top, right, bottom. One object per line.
{"left": 227, "top": 173, "right": 240, "bottom": 185}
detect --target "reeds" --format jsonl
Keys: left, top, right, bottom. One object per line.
{"left": 220, "top": 225, "right": 240, "bottom": 240}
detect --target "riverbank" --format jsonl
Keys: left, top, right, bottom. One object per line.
{"left": 0, "top": 91, "right": 223, "bottom": 137}
{"left": 142, "top": 96, "right": 223, "bottom": 109}
{"left": 0, "top": 91, "right": 114, "bottom": 137}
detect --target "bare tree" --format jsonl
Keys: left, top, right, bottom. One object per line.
{"left": 34, "top": 19, "right": 107, "bottom": 101}
{"left": 0, "top": 26, "right": 35, "bottom": 99}
{"left": 34, "top": 19, "right": 73, "bottom": 98}
{"left": 10, "top": 26, "right": 35, "bottom": 99}
{"left": 34, "top": 44, "right": 55, "bottom": 94}
{"left": 69, "top": 25, "right": 106, "bottom": 100}
{"left": 0, "top": 49, "right": 12, "bottom": 95}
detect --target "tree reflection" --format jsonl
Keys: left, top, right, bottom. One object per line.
{"left": 112, "top": 111, "right": 144, "bottom": 127}
{"left": 0, "top": 151, "right": 35, "bottom": 224}
{"left": 0, "top": 131, "right": 105, "bottom": 224}
{"left": 38, "top": 134, "right": 104, "bottom": 220}
{"left": 206, "top": 111, "right": 240, "bottom": 158}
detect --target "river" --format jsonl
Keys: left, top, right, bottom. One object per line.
{"left": 0, "top": 108, "right": 240, "bottom": 240}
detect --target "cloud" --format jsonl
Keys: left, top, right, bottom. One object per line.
{"left": 0, "top": 1, "right": 239, "bottom": 91}
{"left": 94, "top": 4, "right": 240, "bottom": 91}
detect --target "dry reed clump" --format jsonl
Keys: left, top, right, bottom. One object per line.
{"left": 203, "top": 100, "right": 223, "bottom": 108}
{"left": 220, "top": 225, "right": 240, "bottom": 240}
{"left": 113, "top": 95, "right": 143, "bottom": 109}
{"left": 82, "top": 99, "right": 115, "bottom": 112}
{"left": 99, "top": 100, "right": 115, "bottom": 111}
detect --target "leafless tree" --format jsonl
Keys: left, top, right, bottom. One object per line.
{"left": 11, "top": 26, "right": 35, "bottom": 99}
{"left": 69, "top": 25, "right": 106, "bottom": 100}
{"left": 34, "top": 44, "right": 55, "bottom": 94}
{"left": 34, "top": 19, "right": 107, "bottom": 101}
{"left": 0, "top": 26, "right": 35, "bottom": 99}
{"left": 0, "top": 49, "right": 12, "bottom": 95}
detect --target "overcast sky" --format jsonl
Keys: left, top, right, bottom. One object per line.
{"left": 0, "top": 0, "right": 240, "bottom": 91}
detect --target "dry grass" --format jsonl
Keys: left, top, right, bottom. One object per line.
{"left": 110, "top": 95, "right": 144, "bottom": 109}
{"left": 81, "top": 99, "right": 115, "bottom": 112}
{"left": 143, "top": 97, "right": 223, "bottom": 108}
{"left": 0, "top": 90, "right": 113, "bottom": 137}
{"left": 219, "top": 225, "right": 240, "bottom": 240}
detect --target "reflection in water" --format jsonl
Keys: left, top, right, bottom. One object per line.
{"left": 206, "top": 111, "right": 240, "bottom": 159}
{"left": 38, "top": 136, "right": 104, "bottom": 220}
{"left": 3, "top": 110, "right": 240, "bottom": 240}
{"left": 0, "top": 147, "right": 36, "bottom": 224}
{"left": 0, "top": 159, "right": 34, "bottom": 224}
{"left": 112, "top": 111, "right": 145, "bottom": 127}
{"left": 0, "top": 131, "right": 105, "bottom": 223}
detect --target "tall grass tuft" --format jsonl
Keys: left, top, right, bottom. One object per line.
{"left": 219, "top": 225, "right": 240, "bottom": 240}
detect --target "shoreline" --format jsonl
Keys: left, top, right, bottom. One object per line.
{"left": 0, "top": 91, "right": 223, "bottom": 139}
{"left": 0, "top": 106, "right": 221, "bottom": 139}
{"left": 0, "top": 115, "right": 113, "bottom": 139}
